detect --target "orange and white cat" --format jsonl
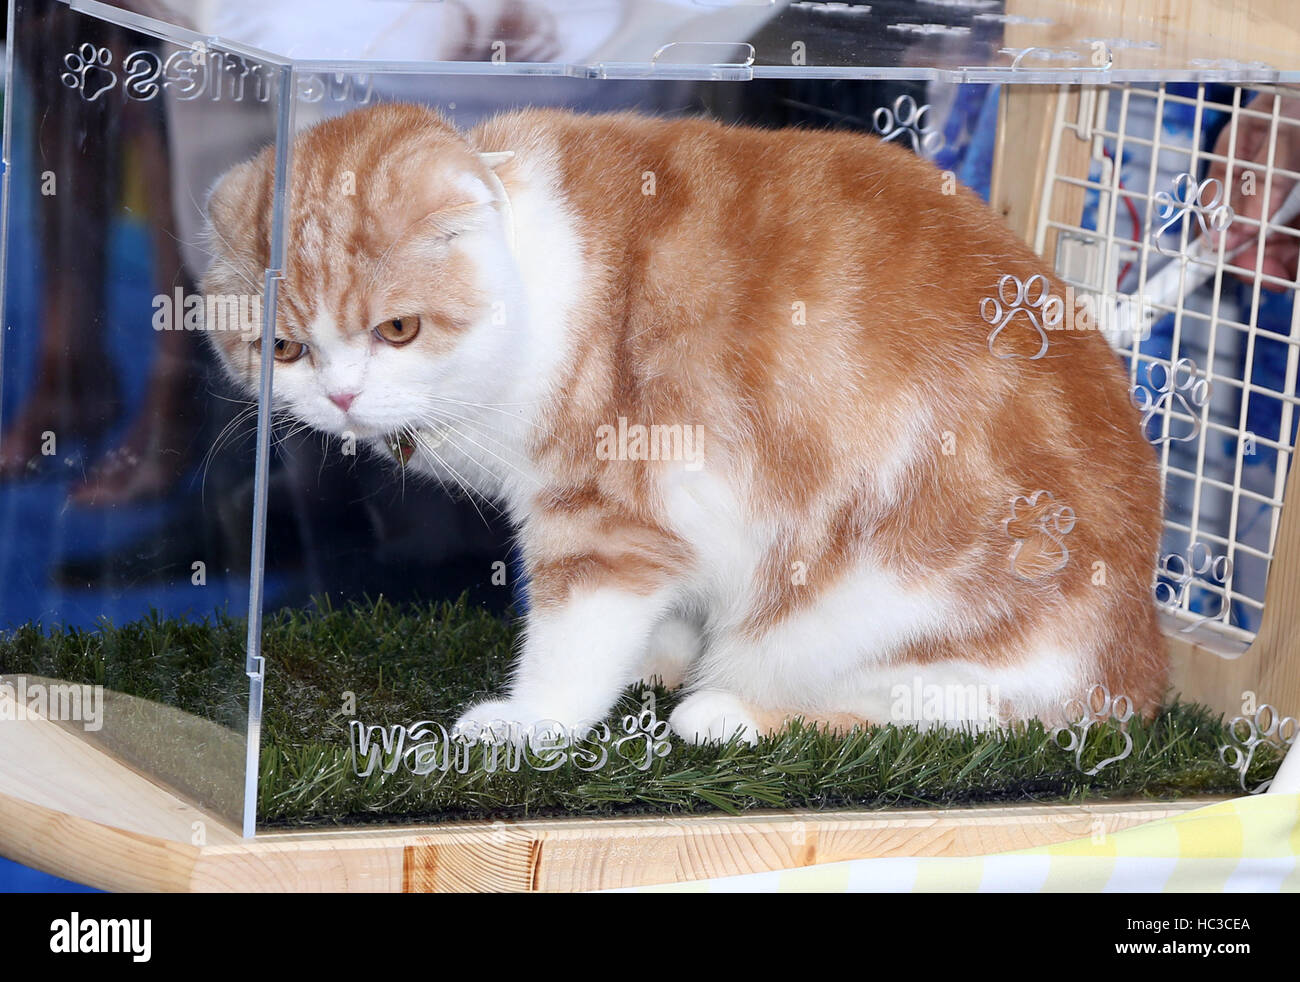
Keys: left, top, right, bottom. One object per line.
{"left": 202, "top": 103, "right": 1166, "bottom": 743}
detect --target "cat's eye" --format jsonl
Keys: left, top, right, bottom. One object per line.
{"left": 252, "top": 337, "right": 307, "bottom": 363}
{"left": 374, "top": 315, "right": 421, "bottom": 346}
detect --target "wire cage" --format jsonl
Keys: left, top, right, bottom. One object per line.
{"left": 1040, "top": 83, "right": 1300, "bottom": 640}
{"left": 1014, "top": 80, "right": 1300, "bottom": 725}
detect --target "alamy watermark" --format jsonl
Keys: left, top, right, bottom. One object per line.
{"left": 0, "top": 677, "right": 103, "bottom": 732}
{"left": 49, "top": 913, "right": 150, "bottom": 962}
{"left": 152, "top": 288, "right": 260, "bottom": 332}
{"left": 890, "top": 676, "right": 1001, "bottom": 726}
{"left": 594, "top": 417, "right": 705, "bottom": 471}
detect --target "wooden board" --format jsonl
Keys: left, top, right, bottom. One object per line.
{"left": 0, "top": 684, "right": 1222, "bottom": 891}
{"left": 197, "top": 800, "right": 1219, "bottom": 892}
{"left": 993, "top": 86, "right": 1089, "bottom": 254}
{"left": 0, "top": 782, "right": 1216, "bottom": 893}
{"left": 1003, "top": 0, "right": 1300, "bottom": 72}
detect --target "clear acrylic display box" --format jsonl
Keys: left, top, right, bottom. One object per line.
{"left": 1, "top": 0, "right": 1299, "bottom": 890}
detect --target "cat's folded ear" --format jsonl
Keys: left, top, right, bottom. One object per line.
{"left": 412, "top": 198, "right": 499, "bottom": 242}
{"left": 205, "top": 155, "right": 266, "bottom": 245}
{"left": 395, "top": 153, "right": 513, "bottom": 247}
{"left": 478, "top": 150, "right": 515, "bottom": 170}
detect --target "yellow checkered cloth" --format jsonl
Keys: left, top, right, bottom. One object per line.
{"left": 624, "top": 794, "right": 1300, "bottom": 892}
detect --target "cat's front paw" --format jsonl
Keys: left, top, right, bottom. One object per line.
{"left": 453, "top": 699, "right": 538, "bottom": 741}
{"left": 668, "top": 690, "right": 762, "bottom": 746}
{"left": 453, "top": 699, "right": 585, "bottom": 743}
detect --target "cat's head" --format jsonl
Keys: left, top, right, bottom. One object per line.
{"left": 201, "top": 103, "right": 519, "bottom": 449}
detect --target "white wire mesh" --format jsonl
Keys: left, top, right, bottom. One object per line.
{"left": 1038, "top": 83, "right": 1300, "bottom": 644}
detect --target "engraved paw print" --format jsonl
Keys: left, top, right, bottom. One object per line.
{"left": 1151, "top": 172, "right": 1234, "bottom": 257}
{"left": 61, "top": 43, "right": 117, "bottom": 102}
{"left": 1003, "top": 489, "right": 1075, "bottom": 579}
{"left": 1218, "top": 706, "right": 1297, "bottom": 794}
{"left": 1131, "top": 357, "right": 1211, "bottom": 444}
{"left": 1050, "top": 683, "right": 1134, "bottom": 775}
{"left": 872, "top": 95, "right": 944, "bottom": 156}
{"left": 614, "top": 709, "right": 673, "bottom": 771}
{"left": 979, "top": 274, "right": 1062, "bottom": 360}
{"left": 1154, "top": 541, "right": 1233, "bottom": 631}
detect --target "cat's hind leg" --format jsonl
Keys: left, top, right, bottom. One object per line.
{"left": 668, "top": 691, "right": 873, "bottom": 745}
{"left": 668, "top": 689, "right": 764, "bottom": 746}
{"left": 638, "top": 615, "right": 704, "bottom": 690}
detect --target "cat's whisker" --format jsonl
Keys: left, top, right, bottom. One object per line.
{"left": 423, "top": 394, "right": 567, "bottom": 446}
{"left": 199, "top": 403, "right": 259, "bottom": 491}
{"left": 410, "top": 403, "right": 526, "bottom": 457}
{"left": 408, "top": 407, "right": 517, "bottom": 452}
{"left": 410, "top": 404, "right": 526, "bottom": 457}
{"left": 392, "top": 425, "right": 409, "bottom": 501}
{"left": 267, "top": 410, "right": 328, "bottom": 460}
{"left": 409, "top": 429, "right": 500, "bottom": 528}
{"left": 270, "top": 422, "right": 312, "bottom": 453}
{"left": 405, "top": 396, "right": 555, "bottom": 471}
{"left": 425, "top": 395, "right": 540, "bottom": 409}
{"left": 419, "top": 413, "right": 540, "bottom": 489}
{"left": 317, "top": 430, "right": 332, "bottom": 483}
{"left": 164, "top": 227, "right": 262, "bottom": 296}
{"left": 184, "top": 185, "right": 267, "bottom": 297}
{"left": 205, "top": 388, "right": 260, "bottom": 407}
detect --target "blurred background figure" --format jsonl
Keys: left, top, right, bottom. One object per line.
{"left": 3, "top": 0, "right": 980, "bottom": 631}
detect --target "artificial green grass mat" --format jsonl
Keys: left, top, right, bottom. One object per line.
{"left": 0, "top": 595, "right": 1283, "bottom": 828}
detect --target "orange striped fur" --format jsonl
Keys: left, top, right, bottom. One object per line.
{"left": 203, "top": 103, "right": 1166, "bottom": 743}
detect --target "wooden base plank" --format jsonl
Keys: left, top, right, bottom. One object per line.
{"left": 0, "top": 783, "right": 1218, "bottom": 892}
{"left": 0, "top": 676, "right": 1230, "bottom": 892}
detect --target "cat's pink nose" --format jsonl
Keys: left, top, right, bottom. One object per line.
{"left": 328, "top": 391, "right": 357, "bottom": 412}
